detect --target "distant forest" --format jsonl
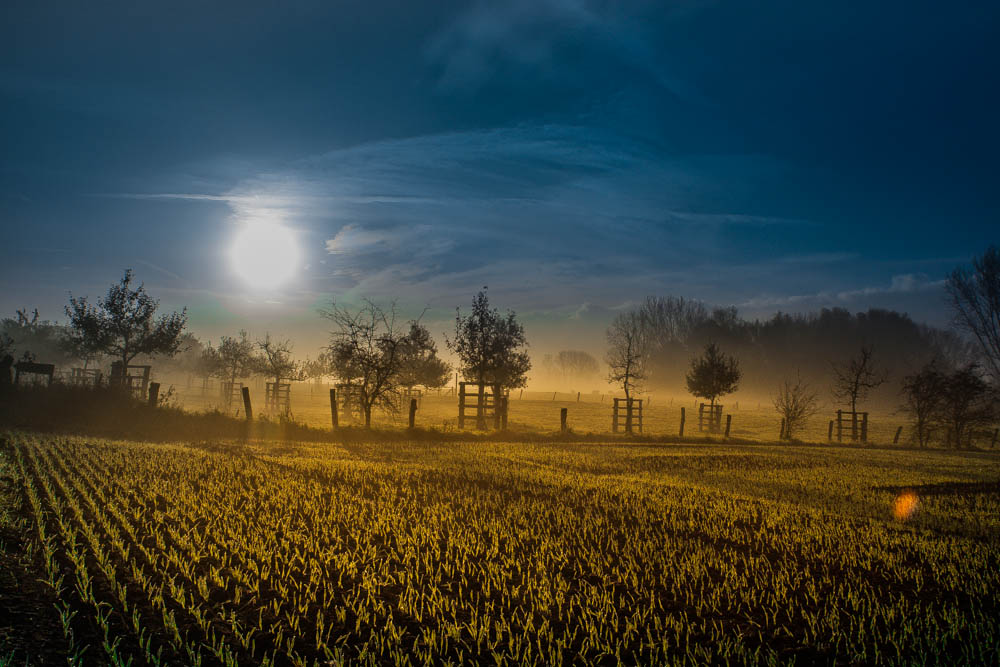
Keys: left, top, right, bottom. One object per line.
{"left": 4, "top": 299, "right": 970, "bottom": 407}
{"left": 630, "top": 296, "right": 973, "bottom": 404}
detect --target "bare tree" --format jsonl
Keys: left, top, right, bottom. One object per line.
{"left": 947, "top": 245, "right": 1000, "bottom": 384}
{"left": 322, "top": 300, "right": 415, "bottom": 428}
{"left": 831, "top": 345, "right": 887, "bottom": 441}
{"left": 606, "top": 311, "right": 646, "bottom": 399}
{"left": 255, "top": 334, "right": 302, "bottom": 386}
{"left": 773, "top": 372, "right": 819, "bottom": 440}
{"left": 448, "top": 289, "right": 531, "bottom": 429}
{"left": 937, "top": 364, "right": 996, "bottom": 448}
{"left": 606, "top": 311, "right": 647, "bottom": 433}
{"left": 686, "top": 342, "right": 741, "bottom": 408}
{"left": 65, "top": 269, "right": 187, "bottom": 380}
{"left": 900, "top": 361, "right": 946, "bottom": 448}
{"left": 831, "top": 345, "right": 887, "bottom": 413}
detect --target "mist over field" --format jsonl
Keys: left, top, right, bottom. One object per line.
{"left": 2, "top": 1, "right": 999, "bottom": 665}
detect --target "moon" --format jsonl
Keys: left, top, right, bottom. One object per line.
{"left": 230, "top": 222, "right": 299, "bottom": 290}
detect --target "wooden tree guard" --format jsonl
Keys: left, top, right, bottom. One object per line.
{"left": 458, "top": 382, "right": 506, "bottom": 430}
{"left": 403, "top": 387, "right": 423, "bottom": 407}
{"left": 835, "top": 410, "right": 869, "bottom": 443}
{"left": 265, "top": 382, "right": 291, "bottom": 414}
{"left": 612, "top": 398, "right": 643, "bottom": 434}
{"left": 69, "top": 367, "right": 102, "bottom": 387}
{"left": 334, "top": 383, "right": 363, "bottom": 422}
{"left": 13, "top": 361, "right": 55, "bottom": 387}
{"left": 110, "top": 362, "right": 151, "bottom": 398}
{"left": 221, "top": 381, "right": 245, "bottom": 412}
{"left": 698, "top": 403, "right": 724, "bottom": 433}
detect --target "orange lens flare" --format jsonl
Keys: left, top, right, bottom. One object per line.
{"left": 892, "top": 490, "right": 919, "bottom": 521}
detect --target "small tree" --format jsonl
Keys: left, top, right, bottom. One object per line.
{"left": 397, "top": 322, "right": 450, "bottom": 391}
{"left": 606, "top": 311, "right": 647, "bottom": 434}
{"left": 937, "top": 364, "right": 996, "bottom": 448}
{"left": 65, "top": 269, "right": 187, "bottom": 380}
{"left": 946, "top": 246, "right": 1000, "bottom": 384}
{"left": 1, "top": 309, "right": 76, "bottom": 365}
{"left": 322, "top": 300, "right": 415, "bottom": 428}
{"left": 447, "top": 289, "right": 531, "bottom": 429}
{"left": 686, "top": 342, "right": 741, "bottom": 408}
{"left": 213, "top": 331, "right": 257, "bottom": 388}
{"left": 831, "top": 345, "right": 887, "bottom": 439}
{"left": 301, "top": 353, "right": 335, "bottom": 384}
{"left": 255, "top": 334, "right": 302, "bottom": 389}
{"left": 900, "top": 361, "right": 946, "bottom": 448}
{"left": 773, "top": 372, "right": 819, "bottom": 440}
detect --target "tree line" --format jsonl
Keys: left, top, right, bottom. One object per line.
{"left": 3, "top": 247, "right": 998, "bottom": 443}
{"left": 604, "top": 246, "right": 1000, "bottom": 445}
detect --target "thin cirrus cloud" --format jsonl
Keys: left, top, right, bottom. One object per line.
{"left": 739, "top": 274, "right": 947, "bottom": 310}
{"left": 211, "top": 123, "right": 814, "bottom": 310}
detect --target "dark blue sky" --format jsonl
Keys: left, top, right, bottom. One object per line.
{"left": 2, "top": 0, "right": 997, "bottom": 353}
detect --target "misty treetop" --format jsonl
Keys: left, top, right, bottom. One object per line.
{"left": 620, "top": 295, "right": 973, "bottom": 403}
{"left": 685, "top": 342, "right": 742, "bottom": 407}
{"left": 64, "top": 269, "right": 187, "bottom": 371}
{"left": 448, "top": 289, "right": 530, "bottom": 391}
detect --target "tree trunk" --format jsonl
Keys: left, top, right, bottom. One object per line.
{"left": 364, "top": 404, "right": 372, "bottom": 428}
{"left": 624, "top": 386, "right": 632, "bottom": 435}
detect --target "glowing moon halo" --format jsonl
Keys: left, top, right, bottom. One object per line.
{"left": 230, "top": 222, "right": 299, "bottom": 290}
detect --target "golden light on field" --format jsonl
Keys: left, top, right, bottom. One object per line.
{"left": 230, "top": 221, "right": 299, "bottom": 289}
{"left": 893, "top": 490, "right": 920, "bottom": 521}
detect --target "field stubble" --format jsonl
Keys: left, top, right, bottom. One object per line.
{"left": 2, "top": 431, "right": 998, "bottom": 665}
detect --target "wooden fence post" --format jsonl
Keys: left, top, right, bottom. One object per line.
{"left": 458, "top": 385, "right": 466, "bottom": 429}
{"left": 612, "top": 399, "right": 619, "bottom": 434}
{"left": 861, "top": 413, "right": 869, "bottom": 443}
{"left": 330, "top": 388, "right": 339, "bottom": 429}
{"left": 500, "top": 396, "right": 509, "bottom": 430}
{"left": 560, "top": 407, "right": 568, "bottom": 433}
{"left": 148, "top": 382, "right": 160, "bottom": 408}
{"left": 552, "top": 392, "right": 557, "bottom": 401}
{"left": 408, "top": 398, "right": 417, "bottom": 429}
{"left": 519, "top": 389, "right": 523, "bottom": 400}
{"left": 679, "top": 406, "right": 686, "bottom": 438}
{"left": 493, "top": 386, "right": 502, "bottom": 430}
{"left": 242, "top": 387, "right": 253, "bottom": 421}
{"left": 836, "top": 410, "right": 843, "bottom": 442}
{"left": 577, "top": 391, "right": 580, "bottom": 402}
{"left": 724, "top": 414, "right": 732, "bottom": 440}
{"left": 893, "top": 425, "right": 903, "bottom": 445}
{"left": 828, "top": 420, "right": 834, "bottom": 442}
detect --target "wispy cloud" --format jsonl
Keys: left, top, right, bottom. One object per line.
{"left": 740, "top": 274, "right": 946, "bottom": 309}
{"left": 203, "top": 124, "right": 807, "bottom": 309}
